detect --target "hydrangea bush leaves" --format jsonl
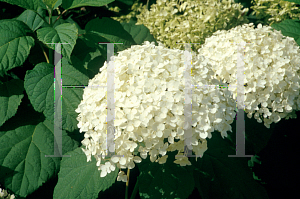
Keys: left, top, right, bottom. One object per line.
{"left": 0, "top": 0, "right": 299, "bottom": 199}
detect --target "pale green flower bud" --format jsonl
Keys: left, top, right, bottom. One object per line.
{"left": 251, "top": 0, "right": 300, "bottom": 25}
{"left": 135, "top": 0, "right": 249, "bottom": 52}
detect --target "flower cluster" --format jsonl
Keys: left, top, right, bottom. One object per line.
{"left": 135, "top": 0, "right": 249, "bottom": 52}
{"left": 75, "top": 41, "right": 237, "bottom": 179}
{"left": 0, "top": 188, "right": 15, "bottom": 199}
{"left": 108, "top": 0, "right": 147, "bottom": 23}
{"left": 251, "top": 0, "right": 300, "bottom": 25}
{"left": 198, "top": 23, "right": 300, "bottom": 128}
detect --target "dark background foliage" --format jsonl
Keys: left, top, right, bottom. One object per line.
{"left": 0, "top": 0, "right": 299, "bottom": 198}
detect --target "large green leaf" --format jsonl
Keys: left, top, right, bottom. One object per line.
{"left": 16, "top": 7, "right": 46, "bottom": 31}
{"left": 37, "top": 23, "right": 78, "bottom": 59}
{"left": 62, "top": 0, "right": 115, "bottom": 10}
{"left": 0, "top": 0, "right": 40, "bottom": 11}
{"left": 24, "top": 58, "right": 89, "bottom": 132}
{"left": 190, "top": 132, "right": 269, "bottom": 199}
{"left": 71, "top": 40, "right": 106, "bottom": 79}
{"left": 53, "top": 147, "right": 118, "bottom": 199}
{"left": 0, "top": 20, "right": 35, "bottom": 75}
{"left": 137, "top": 151, "right": 195, "bottom": 199}
{"left": 121, "top": 19, "right": 157, "bottom": 45}
{"left": 0, "top": 79, "right": 24, "bottom": 127}
{"left": 271, "top": 19, "right": 300, "bottom": 46}
{"left": 82, "top": 17, "right": 136, "bottom": 59}
{"left": 0, "top": 115, "right": 78, "bottom": 198}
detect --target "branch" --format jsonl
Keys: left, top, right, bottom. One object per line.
{"left": 54, "top": 9, "right": 68, "bottom": 25}
{"left": 38, "top": 42, "right": 50, "bottom": 63}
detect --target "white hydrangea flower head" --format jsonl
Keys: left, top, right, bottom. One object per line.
{"left": 0, "top": 188, "right": 15, "bottom": 199}
{"left": 136, "top": 0, "right": 249, "bottom": 52}
{"left": 75, "top": 41, "right": 237, "bottom": 179}
{"left": 198, "top": 23, "right": 300, "bottom": 128}
{"left": 251, "top": 0, "right": 300, "bottom": 25}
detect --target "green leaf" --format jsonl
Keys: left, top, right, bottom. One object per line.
{"left": 82, "top": 17, "right": 136, "bottom": 59}
{"left": 0, "top": 0, "right": 40, "bottom": 11}
{"left": 115, "top": 0, "right": 134, "bottom": 6}
{"left": 24, "top": 58, "right": 89, "bottom": 132}
{"left": 0, "top": 19, "right": 35, "bottom": 74}
{"left": 0, "top": 117, "right": 78, "bottom": 198}
{"left": 71, "top": 38, "right": 105, "bottom": 79}
{"left": 271, "top": 19, "right": 300, "bottom": 46}
{"left": 65, "top": 15, "right": 85, "bottom": 35}
{"left": 62, "top": 0, "right": 115, "bottom": 10}
{"left": 121, "top": 19, "right": 157, "bottom": 45}
{"left": 54, "top": 0, "right": 62, "bottom": 9}
{"left": 190, "top": 132, "right": 269, "bottom": 199}
{"left": 71, "top": 46, "right": 106, "bottom": 79}
{"left": 53, "top": 147, "right": 118, "bottom": 199}
{"left": 16, "top": 7, "right": 45, "bottom": 31}
{"left": 37, "top": 23, "right": 78, "bottom": 59}
{"left": 43, "top": 16, "right": 67, "bottom": 28}
{"left": 41, "top": 0, "right": 59, "bottom": 9}
{"left": 0, "top": 79, "right": 24, "bottom": 127}
{"left": 137, "top": 151, "right": 195, "bottom": 199}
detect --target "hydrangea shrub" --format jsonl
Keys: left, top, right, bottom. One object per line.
{"left": 75, "top": 41, "right": 237, "bottom": 179}
{"left": 198, "top": 23, "right": 300, "bottom": 128}
{"left": 135, "top": 0, "right": 249, "bottom": 52}
{"left": 251, "top": 0, "right": 300, "bottom": 25}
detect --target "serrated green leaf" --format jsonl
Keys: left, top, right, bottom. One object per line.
{"left": 41, "top": 0, "right": 59, "bottom": 9}
{"left": 0, "top": 118, "right": 78, "bottom": 198}
{"left": 0, "top": 19, "right": 35, "bottom": 74}
{"left": 121, "top": 19, "right": 157, "bottom": 45}
{"left": 16, "top": 7, "right": 45, "bottom": 31}
{"left": 137, "top": 151, "right": 195, "bottom": 199}
{"left": 37, "top": 23, "right": 78, "bottom": 59}
{"left": 0, "top": 79, "right": 24, "bottom": 127}
{"left": 53, "top": 147, "right": 118, "bottom": 199}
{"left": 24, "top": 58, "right": 89, "bottom": 132}
{"left": 82, "top": 17, "right": 136, "bottom": 58}
{"left": 271, "top": 19, "right": 300, "bottom": 46}
{"left": 0, "top": 0, "right": 40, "bottom": 11}
{"left": 62, "top": 0, "right": 115, "bottom": 10}
{"left": 190, "top": 132, "right": 269, "bottom": 199}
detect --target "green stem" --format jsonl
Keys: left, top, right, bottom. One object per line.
{"left": 125, "top": 168, "right": 130, "bottom": 199}
{"left": 54, "top": 9, "right": 68, "bottom": 25}
{"left": 48, "top": 7, "right": 52, "bottom": 26}
{"left": 130, "top": 177, "right": 139, "bottom": 199}
{"left": 38, "top": 42, "right": 50, "bottom": 63}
